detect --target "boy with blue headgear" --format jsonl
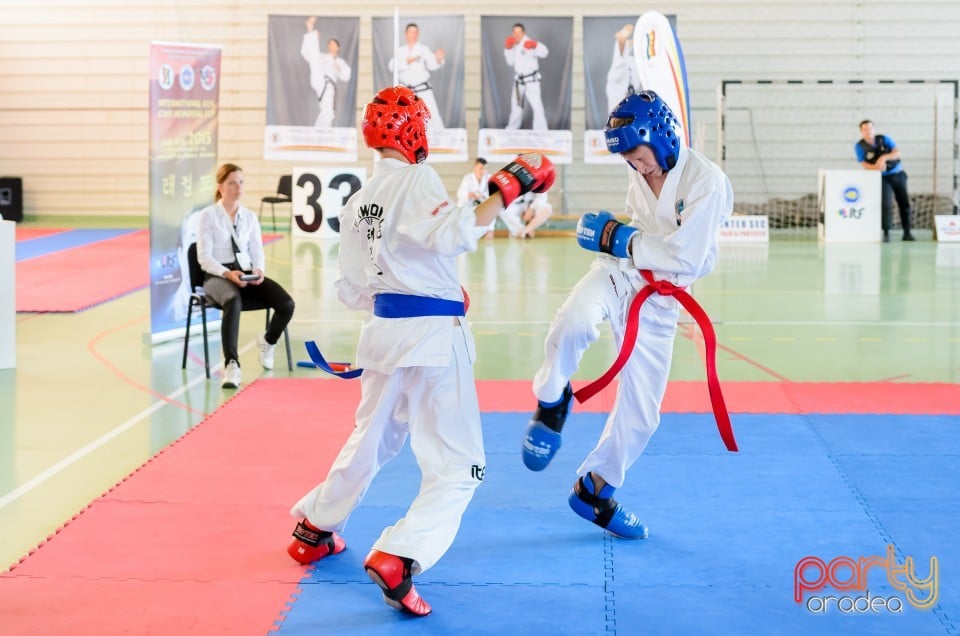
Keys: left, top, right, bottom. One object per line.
{"left": 522, "top": 90, "right": 735, "bottom": 539}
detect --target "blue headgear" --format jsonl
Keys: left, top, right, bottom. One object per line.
{"left": 603, "top": 91, "right": 682, "bottom": 171}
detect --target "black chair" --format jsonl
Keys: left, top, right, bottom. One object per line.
{"left": 181, "top": 243, "right": 292, "bottom": 378}
{"left": 258, "top": 174, "right": 292, "bottom": 230}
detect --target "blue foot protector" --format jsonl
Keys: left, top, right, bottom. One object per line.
{"left": 568, "top": 473, "right": 649, "bottom": 539}
{"left": 521, "top": 383, "right": 574, "bottom": 471}
{"left": 522, "top": 421, "right": 562, "bottom": 471}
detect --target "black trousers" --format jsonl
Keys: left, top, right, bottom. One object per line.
{"left": 202, "top": 276, "right": 295, "bottom": 364}
{"left": 881, "top": 171, "right": 912, "bottom": 233}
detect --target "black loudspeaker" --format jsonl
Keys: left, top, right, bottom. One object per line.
{"left": 0, "top": 177, "right": 23, "bottom": 222}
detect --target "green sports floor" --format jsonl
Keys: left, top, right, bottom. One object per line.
{"left": 2, "top": 223, "right": 958, "bottom": 576}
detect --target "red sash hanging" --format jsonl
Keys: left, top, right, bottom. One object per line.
{"left": 573, "top": 269, "right": 738, "bottom": 452}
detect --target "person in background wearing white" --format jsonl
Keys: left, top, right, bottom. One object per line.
{"left": 498, "top": 191, "right": 553, "bottom": 239}
{"left": 518, "top": 192, "right": 553, "bottom": 238}
{"left": 196, "top": 163, "right": 295, "bottom": 389}
{"left": 457, "top": 158, "right": 492, "bottom": 237}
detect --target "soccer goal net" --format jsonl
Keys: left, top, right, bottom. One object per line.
{"left": 718, "top": 79, "right": 958, "bottom": 235}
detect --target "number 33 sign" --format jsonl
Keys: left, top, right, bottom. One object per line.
{"left": 291, "top": 167, "right": 366, "bottom": 240}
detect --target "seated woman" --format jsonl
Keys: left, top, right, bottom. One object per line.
{"left": 196, "top": 162, "right": 295, "bottom": 389}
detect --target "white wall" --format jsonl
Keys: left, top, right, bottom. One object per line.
{"left": 1, "top": 1, "right": 960, "bottom": 221}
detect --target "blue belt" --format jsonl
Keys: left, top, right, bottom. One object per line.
{"left": 304, "top": 293, "right": 465, "bottom": 380}
{"left": 373, "top": 293, "right": 465, "bottom": 318}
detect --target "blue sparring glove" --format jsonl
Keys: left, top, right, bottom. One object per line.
{"left": 576, "top": 211, "right": 637, "bottom": 258}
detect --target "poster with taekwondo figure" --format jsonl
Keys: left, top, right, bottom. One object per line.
{"left": 263, "top": 15, "right": 360, "bottom": 162}
{"left": 582, "top": 15, "right": 643, "bottom": 164}
{"left": 583, "top": 12, "right": 690, "bottom": 163}
{"left": 478, "top": 16, "right": 573, "bottom": 164}
{"left": 371, "top": 14, "right": 468, "bottom": 162}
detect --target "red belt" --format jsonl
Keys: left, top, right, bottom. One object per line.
{"left": 573, "top": 269, "right": 739, "bottom": 452}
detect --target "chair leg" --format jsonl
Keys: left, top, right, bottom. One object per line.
{"left": 271, "top": 203, "right": 277, "bottom": 232}
{"left": 265, "top": 309, "right": 292, "bottom": 371}
{"left": 182, "top": 300, "right": 194, "bottom": 370}
{"left": 201, "top": 304, "right": 210, "bottom": 379}
{"left": 264, "top": 307, "right": 293, "bottom": 371}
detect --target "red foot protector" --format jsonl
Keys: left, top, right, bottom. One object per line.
{"left": 287, "top": 519, "right": 346, "bottom": 565}
{"left": 363, "top": 549, "right": 432, "bottom": 616}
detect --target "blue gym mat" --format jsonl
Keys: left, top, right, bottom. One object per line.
{"left": 271, "top": 412, "right": 958, "bottom": 635}
{"left": 15, "top": 228, "right": 135, "bottom": 261}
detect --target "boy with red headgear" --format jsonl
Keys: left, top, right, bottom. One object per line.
{"left": 286, "top": 86, "right": 554, "bottom": 616}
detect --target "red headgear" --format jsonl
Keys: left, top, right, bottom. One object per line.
{"left": 361, "top": 86, "right": 430, "bottom": 164}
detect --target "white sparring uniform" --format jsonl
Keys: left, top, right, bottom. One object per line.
{"left": 532, "top": 146, "right": 733, "bottom": 487}
{"left": 390, "top": 42, "right": 445, "bottom": 132}
{"left": 291, "top": 158, "right": 485, "bottom": 574}
{"left": 519, "top": 192, "right": 553, "bottom": 237}
{"left": 605, "top": 38, "right": 641, "bottom": 116}
{"left": 301, "top": 31, "right": 352, "bottom": 128}
{"left": 499, "top": 192, "right": 551, "bottom": 237}
{"left": 504, "top": 36, "right": 549, "bottom": 130}
{"left": 456, "top": 170, "right": 491, "bottom": 230}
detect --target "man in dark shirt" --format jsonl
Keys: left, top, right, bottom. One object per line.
{"left": 855, "top": 119, "right": 915, "bottom": 242}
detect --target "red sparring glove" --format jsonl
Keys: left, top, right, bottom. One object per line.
{"left": 489, "top": 153, "right": 556, "bottom": 207}
{"left": 523, "top": 39, "right": 538, "bottom": 49}
{"left": 461, "top": 286, "right": 470, "bottom": 313}
{"left": 505, "top": 36, "right": 516, "bottom": 49}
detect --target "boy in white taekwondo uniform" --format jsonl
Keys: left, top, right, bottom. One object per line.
{"left": 504, "top": 23, "right": 549, "bottom": 130}
{"left": 301, "top": 16, "right": 352, "bottom": 128}
{"left": 286, "top": 86, "right": 555, "bottom": 616}
{"left": 499, "top": 191, "right": 553, "bottom": 238}
{"left": 389, "top": 23, "right": 446, "bottom": 133}
{"left": 456, "top": 158, "right": 490, "bottom": 210}
{"left": 457, "top": 158, "right": 495, "bottom": 237}
{"left": 522, "top": 91, "right": 734, "bottom": 539}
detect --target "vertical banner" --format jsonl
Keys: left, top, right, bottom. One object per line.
{"left": 148, "top": 41, "right": 221, "bottom": 343}
{"left": 372, "top": 15, "right": 468, "bottom": 162}
{"left": 479, "top": 16, "right": 573, "bottom": 163}
{"left": 583, "top": 16, "right": 642, "bottom": 164}
{"left": 0, "top": 221, "right": 13, "bottom": 368}
{"left": 264, "top": 15, "right": 360, "bottom": 162}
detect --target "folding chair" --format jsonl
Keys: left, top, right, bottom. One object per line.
{"left": 181, "top": 243, "right": 292, "bottom": 378}
{"left": 258, "top": 174, "right": 292, "bottom": 230}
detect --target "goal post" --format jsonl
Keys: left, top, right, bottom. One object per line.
{"left": 717, "top": 79, "right": 959, "bottom": 234}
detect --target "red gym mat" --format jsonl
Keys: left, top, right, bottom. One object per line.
{"left": 477, "top": 379, "right": 960, "bottom": 415}
{"left": 16, "top": 230, "right": 151, "bottom": 312}
{"left": 14, "top": 227, "right": 67, "bottom": 241}
{"left": 16, "top": 231, "right": 286, "bottom": 313}
{"left": 1, "top": 378, "right": 358, "bottom": 636}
